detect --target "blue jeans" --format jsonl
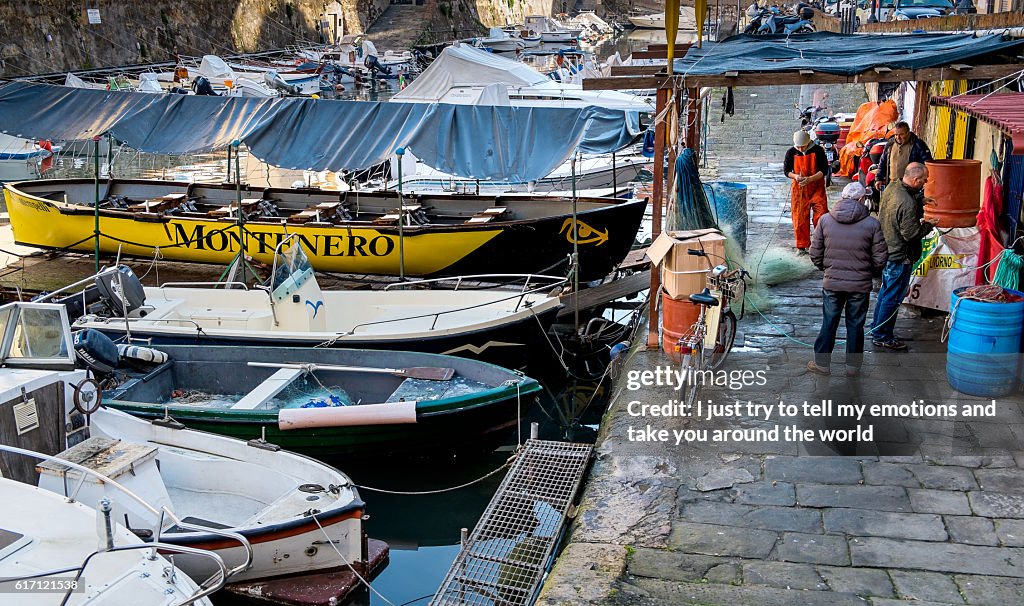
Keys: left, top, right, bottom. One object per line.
{"left": 871, "top": 261, "right": 913, "bottom": 342}
{"left": 815, "top": 290, "right": 869, "bottom": 370}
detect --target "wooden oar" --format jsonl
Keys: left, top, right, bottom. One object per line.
{"left": 247, "top": 361, "right": 455, "bottom": 381}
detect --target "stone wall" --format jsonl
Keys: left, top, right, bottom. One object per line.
{"left": 0, "top": 0, "right": 390, "bottom": 77}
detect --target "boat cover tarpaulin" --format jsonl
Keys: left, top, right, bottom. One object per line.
{"left": 390, "top": 44, "right": 654, "bottom": 112}
{"left": 673, "top": 33, "right": 1024, "bottom": 77}
{"left": 0, "top": 81, "right": 637, "bottom": 182}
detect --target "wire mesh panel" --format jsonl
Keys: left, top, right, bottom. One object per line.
{"left": 430, "top": 439, "right": 593, "bottom": 606}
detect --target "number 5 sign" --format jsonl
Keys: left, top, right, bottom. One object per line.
{"left": 904, "top": 226, "right": 979, "bottom": 312}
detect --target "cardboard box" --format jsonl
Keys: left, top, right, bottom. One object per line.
{"left": 646, "top": 228, "right": 726, "bottom": 300}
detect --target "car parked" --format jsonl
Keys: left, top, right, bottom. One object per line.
{"left": 885, "top": 0, "right": 955, "bottom": 19}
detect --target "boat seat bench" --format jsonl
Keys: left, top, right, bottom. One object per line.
{"left": 231, "top": 367, "right": 306, "bottom": 410}
{"left": 38, "top": 436, "right": 157, "bottom": 481}
{"left": 465, "top": 207, "right": 509, "bottom": 224}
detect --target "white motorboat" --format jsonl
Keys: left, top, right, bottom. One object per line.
{"left": 388, "top": 149, "right": 650, "bottom": 195}
{"left": 524, "top": 15, "right": 583, "bottom": 42}
{"left": 61, "top": 243, "right": 565, "bottom": 371}
{"left": 475, "top": 27, "right": 528, "bottom": 52}
{"left": 0, "top": 132, "right": 56, "bottom": 161}
{"left": 0, "top": 477, "right": 220, "bottom": 605}
{"left": 0, "top": 301, "right": 372, "bottom": 584}
{"left": 390, "top": 43, "right": 654, "bottom": 112}
{"left": 628, "top": 8, "right": 698, "bottom": 29}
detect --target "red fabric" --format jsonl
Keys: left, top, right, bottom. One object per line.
{"left": 791, "top": 153, "right": 828, "bottom": 249}
{"left": 976, "top": 175, "right": 1004, "bottom": 285}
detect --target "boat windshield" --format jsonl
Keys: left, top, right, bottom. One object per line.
{"left": 271, "top": 242, "right": 315, "bottom": 300}
{"left": 0, "top": 303, "right": 75, "bottom": 367}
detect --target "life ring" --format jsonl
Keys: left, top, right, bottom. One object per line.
{"left": 73, "top": 378, "right": 103, "bottom": 415}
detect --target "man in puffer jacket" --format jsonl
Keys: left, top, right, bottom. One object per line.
{"left": 808, "top": 182, "right": 888, "bottom": 377}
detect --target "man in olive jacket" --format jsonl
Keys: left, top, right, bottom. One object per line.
{"left": 808, "top": 182, "right": 888, "bottom": 377}
{"left": 870, "top": 162, "right": 933, "bottom": 351}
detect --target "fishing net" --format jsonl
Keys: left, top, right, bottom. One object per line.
{"left": 668, "top": 148, "right": 719, "bottom": 232}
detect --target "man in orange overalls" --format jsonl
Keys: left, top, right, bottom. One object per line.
{"left": 784, "top": 130, "right": 829, "bottom": 254}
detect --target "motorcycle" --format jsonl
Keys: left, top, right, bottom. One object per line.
{"left": 853, "top": 137, "right": 888, "bottom": 212}
{"left": 744, "top": 6, "right": 816, "bottom": 35}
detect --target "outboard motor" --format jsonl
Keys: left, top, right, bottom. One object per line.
{"left": 94, "top": 265, "right": 146, "bottom": 317}
{"left": 191, "top": 75, "right": 219, "bottom": 96}
{"left": 264, "top": 70, "right": 301, "bottom": 95}
{"left": 73, "top": 329, "right": 119, "bottom": 374}
{"left": 363, "top": 54, "right": 392, "bottom": 77}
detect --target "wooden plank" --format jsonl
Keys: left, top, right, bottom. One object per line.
{"left": 679, "top": 64, "right": 1024, "bottom": 88}
{"left": 860, "top": 10, "right": 1024, "bottom": 33}
{"left": 557, "top": 270, "right": 650, "bottom": 320}
{"left": 610, "top": 65, "right": 666, "bottom": 76}
{"left": 583, "top": 75, "right": 669, "bottom": 90}
{"left": 632, "top": 43, "right": 692, "bottom": 59}
{"left": 647, "top": 43, "right": 694, "bottom": 52}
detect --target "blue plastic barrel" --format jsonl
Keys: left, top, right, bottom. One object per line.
{"left": 704, "top": 181, "right": 749, "bottom": 254}
{"left": 946, "top": 287, "right": 1024, "bottom": 397}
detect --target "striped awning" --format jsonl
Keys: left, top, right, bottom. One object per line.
{"left": 932, "top": 93, "right": 1024, "bottom": 155}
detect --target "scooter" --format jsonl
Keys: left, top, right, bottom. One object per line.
{"left": 853, "top": 137, "right": 888, "bottom": 212}
{"left": 744, "top": 6, "right": 816, "bottom": 35}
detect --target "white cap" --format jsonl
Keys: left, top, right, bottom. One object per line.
{"left": 793, "top": 130, "right": 811, "bottom": 147}
{"left": 842, "top": 181, "right": 866, "bottom": 200}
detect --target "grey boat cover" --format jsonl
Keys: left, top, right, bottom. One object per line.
{"left": 673, "top": 33, "right": 1024, "bottom": 77}
{"left": 0, "top": 81, "right": 638, "bottom": 182}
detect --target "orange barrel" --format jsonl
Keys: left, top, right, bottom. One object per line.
{"left": 661, "top": 291, "right": 701, "bottom": 359}
{"left": 923, "top": 159, "right": 982, "bottom": 228}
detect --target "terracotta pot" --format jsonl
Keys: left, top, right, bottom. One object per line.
{"left": 923, "top": 159, "right": 981, "bottom": 228}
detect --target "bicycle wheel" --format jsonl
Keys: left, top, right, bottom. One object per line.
{"left": 706, "top": 309, "right": 738, "bottom": 371}
{"left": 679, "top": 341, "right": 705, "bottom": 409}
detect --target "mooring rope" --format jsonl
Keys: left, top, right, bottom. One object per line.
{"left": 311, "top": 515, "right": 397, "bottom": 606}
{"left": 356, "top": 455, "right": 516, "bottom": 496}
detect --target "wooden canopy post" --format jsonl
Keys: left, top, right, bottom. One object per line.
{"left": 686, "top": 87, "right": 701, "bottom": 162}
{"left": 647, "top": 86, "right": 670, "bottom": 349}
{"left": 913, "top": 81, "right": 932, "bottom": 134}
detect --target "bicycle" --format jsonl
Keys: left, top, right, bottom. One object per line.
{"left": 674, "top": 248, "right": 749, "bottom": 407}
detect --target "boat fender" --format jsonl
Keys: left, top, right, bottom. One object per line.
{"left": 279, "top": 401, "right": 418, "bottom": 430}
{"left": 73, "top": 329, "right": 119, "bottom": 373}
{"left": 72, "top": 378, "right": 103, "bottom": 415}
{"left": 116, "top": 343, "right": 169, "bottom": 365}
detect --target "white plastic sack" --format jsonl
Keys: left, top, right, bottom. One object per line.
{"left": 904, "top": 227, "right": 979, "bottom": 312}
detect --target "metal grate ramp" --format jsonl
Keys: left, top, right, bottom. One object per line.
{"left": 430, "top": 439, "right": 593, "bottom": 606}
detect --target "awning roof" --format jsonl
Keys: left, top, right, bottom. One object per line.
{"left": 0, "top": 81, "right": 638, "bottom": 182}
{"left": 672, "top": 32, "right": 1024, "bottom": 78}
{"left": 932, "top": 93, "right": 1024, "bottom": 155}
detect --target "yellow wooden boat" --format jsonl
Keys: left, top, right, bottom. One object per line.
{"left": 5, "top": 179, "right": 645, "bottom": 280}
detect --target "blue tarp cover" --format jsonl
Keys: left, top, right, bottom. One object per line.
{"left": 674, "top": 33, "right": 1024, "bottom": 77}
{"left": 0, "top": 81, "right": 639, "bottom": 182}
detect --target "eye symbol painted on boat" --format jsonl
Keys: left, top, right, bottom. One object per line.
{"left": 305, "top": 300, "right": 324, "bottom": 318}
{"left": 559, "top": 219, "right": 608, "bottom": 246}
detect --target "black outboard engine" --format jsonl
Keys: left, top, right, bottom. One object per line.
{"left": 73, "top": 329, "right": 119, "bottom": 374}
{"left": 192, "top": 76, "right": 219, "bottom": 96}
{"left": 94, "top": 265, "right": 146, "bottom": 317}
{"left": 364, "top": 54, "right": 392, "bottom": 77}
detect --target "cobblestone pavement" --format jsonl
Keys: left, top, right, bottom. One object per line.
{"left": 537, "top": 84, "right": 1024, "bottom": 606}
